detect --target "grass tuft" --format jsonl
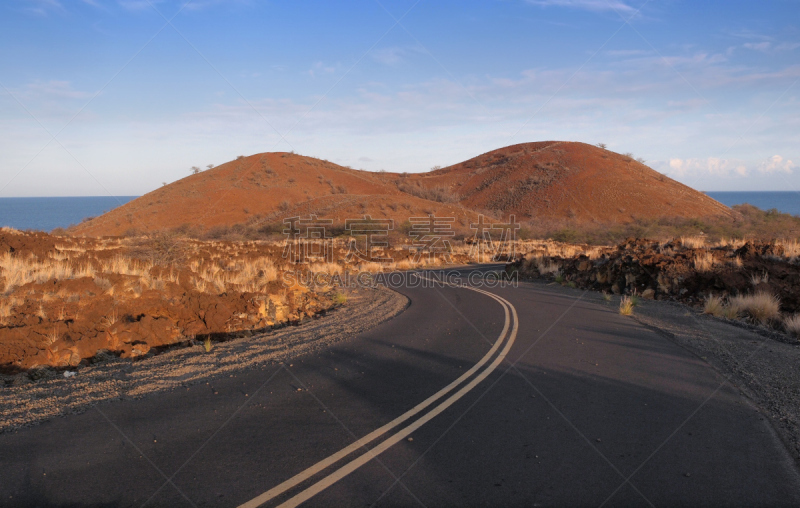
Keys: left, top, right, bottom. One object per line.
{"left": 784, "top": 314, "right": 800, "bottom": 338}
{"left": 728, "top": 292, "right": 781, "bottom": 324}
{"left": 619, "top": 296, "right": 634, "bottom": 315}
{"left": 703, "top": 294, "right": 725, "bottom": 317}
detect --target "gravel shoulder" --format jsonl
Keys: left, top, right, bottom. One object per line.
{"left": 522, "top": 279, "right": 800, "bottom": 468}
{"left": 0, "top": 285, "right": 408, "bottom": 433}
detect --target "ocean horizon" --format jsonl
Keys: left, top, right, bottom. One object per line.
{"left": 0, "top": 192, "right": 797, "bottom": 232}
{"left": 704, "top": 191, "right": 800, "bottom": 217}
{"left": 0, "top": 196, "right": 138, "bottom": 233}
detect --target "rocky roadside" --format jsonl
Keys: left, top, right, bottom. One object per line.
{"left": 0, "top": 285, "right": 408, "bottom": 433}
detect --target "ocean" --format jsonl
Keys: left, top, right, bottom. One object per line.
{"left": 0, "top": 196, "right": 138, "bottom": 232}
{"left": 705, "top": 192, "right": 800, "bottom": 217}
{"left": 0, "top": 193, "right": 797, "bottom": 232}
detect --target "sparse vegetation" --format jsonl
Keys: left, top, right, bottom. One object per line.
{"left": 619, "top": 296, "right": 634, "bottom": 315}
{"left": 693, "top": 252, "right": 715, "bottom": 272}
{"left": 728, "top": 292, "right": 781, "bottom": 325}
{"left": 703, "top": 295, "right": 724, "bottom": 317}
{"left": 784, "top": 314, "right": 800, "bottom": 338}
{"left": 396, "top": 183, "right": 459, "bottom": 203}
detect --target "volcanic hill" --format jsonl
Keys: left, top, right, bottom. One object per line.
{"left": 399, "top": 141, "right": 734, "bottom": 223}
{"left": 70, "top": 142, "right": 733, "bottom": 236}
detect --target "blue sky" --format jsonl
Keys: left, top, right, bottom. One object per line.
{"left": 1, "top": 0, "right": 798, "bottom": 196}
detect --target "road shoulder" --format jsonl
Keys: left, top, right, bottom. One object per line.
{"left": 518, "top": 279, "right": 800, "bottom": 475}
{"left": 0, "top": 285, "right": 408, "bottom": 433}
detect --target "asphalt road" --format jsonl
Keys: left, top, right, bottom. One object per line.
{"left": 2, "top": 267, "right": 800, "bottom": 507}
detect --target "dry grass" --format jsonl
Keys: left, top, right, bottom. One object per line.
{"left": 721, "top": 305, "right": 740, "bottom": 320}
{"left": 729, "top": 292, "right": 781, "bottom": 324}
{"left": 681, "top": 236, "right": 706, "bottom": 249}
{"left": 100, "top": 310, "right": 118, "bottom": 328}
{"left": 727, "top": 256, "right": 743, "bottom": 268}
{"left": 715, "top": 238, "right": 748, "bottom": 249}
{"left": 0, "top": 299, "right": 14, "bottom": 324}
{"left": 43, "top": 327, "right": 60, "bottom": 346}
{"left": 308, "top": 262, "right": 343, "bottom": 275}
{"left": 619, "top": 296, "right": 634, "bottom": 315}
{"left": 100, "top": 255, "right": 151, "bottom": 277}
{"left": 693, "top": 252, "right": 716, "bottom": 272}
{"left": 0, "top": 253, "right": 95, "bottom": 292}
{"left": 395, "top": 259, "right": 420, "bottom": 271}
{"left": 530, "top": 257, "right": 561, "bottom": 275}
{"left": 749, "top": 271, "right": 769, "bottom": 286}
{"left": 778, "top": 239, "right": 800, "bottom": 260}
{"left": 356, "top": 262, "right": 388, "bottom": 273}
{"left": 703, "top": 294, "right": 724, "bottom": 317}
{"left": 784, "top": 314, "right": 800, "bottom": 338}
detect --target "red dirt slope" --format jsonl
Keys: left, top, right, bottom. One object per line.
{"left": 71, "top": 153, "right": 479, "bottom": 236}
{"left": 401, "top": 141, "right": 734, "bottom": 223}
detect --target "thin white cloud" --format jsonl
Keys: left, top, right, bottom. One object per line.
{"left": 19, "top": 80, "right": 92, "bottom": 100}
{"left": 605, "top": 49, "right": 652, "bottom": 57}
{"left": 370, "top": 47, "right": 407, "bottom": 66}
{"left": 775, "top": 42, "right": 800, "bottom": 52}
{"left": 308, "top": 61, "right": 337, "bottom": 78}
{"left": 525, "top": 0, "right": 636, "bottom": 14}
{"left": 665, "top": 155, "right": 794, "bottom": 178}
{"left": 743, "top": 41, "right": 771, "bottom": 51}
{"left": 23, "top": 0, "right": 63, "bottom": 15}
{"left": 759, "top": 155, "right": 794, "bottom": 174}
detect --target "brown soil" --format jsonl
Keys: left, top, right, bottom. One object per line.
{"left": 69, "top": 142, "right": 733, "bottom": 237}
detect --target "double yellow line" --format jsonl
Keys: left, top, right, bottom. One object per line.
{"left": 240, "top": 278, "right": 519, "bottom": 508}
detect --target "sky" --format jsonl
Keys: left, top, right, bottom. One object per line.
{"left": 0, "top": 0, "right": 798, "bottom": 197}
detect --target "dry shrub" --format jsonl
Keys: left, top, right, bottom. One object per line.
{"left": 128, "top": 231, "right": 187, "bottom": 266}
{"left": 728, "top": 292, "right": 781, "bottom": 324}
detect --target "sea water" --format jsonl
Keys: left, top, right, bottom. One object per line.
{"left": 705, "top": 191, "right": 800, "bottom": 217}
{"left": 0, "top": 196, "right": 138, "bottom": 232}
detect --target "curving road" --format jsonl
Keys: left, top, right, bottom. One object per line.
{"left": 2, "top": 266, "right": 800, "bottom": 507}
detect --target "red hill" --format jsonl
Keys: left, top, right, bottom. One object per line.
{"left": 70, "top": 142, "right": 733, "bottom": 237}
